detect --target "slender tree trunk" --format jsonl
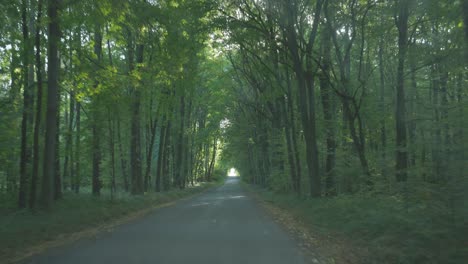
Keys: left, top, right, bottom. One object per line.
{"left": 72, "top": 26, "right": 82, "bottom": 194}
{"left": 281, "top": 96, "right": 298, "bottom": 194}
{"left": 207, "top": 137, "right": 217, "bottom": 181}
{"left": 408, "top": 51, "right": 417, "bottom": 167}
{"left": 54, "top": 86, "right": 61, "bottom": 200}
{"left": 395, "top": 0, "right": 410, "bottom": 182}
{"left": 440, "top": 70, "right": 450, "bottom": 182}
{"left": 68, "top": 45, "right": 75, "bottom": 193}
{"left": 63, "top": 90, "right": 74, "bottom": 191}
{"left": 174, "top": 94, "right": 186, "bottom": 188}
{"left": 284, "top": 0, "right": 322, "bottom": 197}
{"left": 285, "top": 66, "right": 302, "bottom": 193}
{"left": 431, "top": 64, "right": 441, "bottom": 182}
{"left": 108, "top": 109, "right": 116, "bottom": 200}
{"left": 117, "top": 117, "right": 129, "bottom": 192}
{"left": 18, "top": 0, "right": 33, "bottom": 209}
{"left": 162, "top": 121, "right": 172, "bottom": 191}
{"left": 62, "top": 94, "right": 69, "bottom": 191}
{"left": 91, "top": 26, "right": 103, "bottom": 196}
{"left": 144, "top": 117, "right": 158, "bottom": 191}
{"left": 74, "top": 101, "right": 81, "bottom": 193}
{"left": 130, "top": 41, "right": 144, "bottom": 195}
{"left": 40, "top": 0, "right": 60, "bottom": 209}
{"left": 320, "top": 29, "right": 336, "bottom": 196}
{"left": 378, "top": 38, "right": 387, "bottom": 178}
{"left": 204, "top": 143, "right": 210, "bottom": 181}
{"left": 155, "top": 121, "right": 167, "bottom": 192}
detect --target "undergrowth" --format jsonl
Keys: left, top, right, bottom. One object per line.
{"left": 253, "top": 186, "right": 467, "bottom": 264}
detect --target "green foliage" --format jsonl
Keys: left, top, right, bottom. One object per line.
{"left": 254, "top": 185, "right": 468, "bottom": 264}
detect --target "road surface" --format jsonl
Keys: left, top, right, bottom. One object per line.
{"left": 24, "top": 177, "right": 306, "bottom": 264}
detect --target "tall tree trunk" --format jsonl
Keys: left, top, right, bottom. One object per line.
{"left": 40, "top": 0, "right": 60, "bottom": 209}
{"left": 155, "top": 120, "right": 167, "bottom": 192}
{"left": 162, "top": 121, "right": 172, "bottom": 191}
{"left": 284, "top": 0, "right": 322, "bottom": 197}
{"left": 54, "top": 86, "right": 61, "bottom": 200}
{"left": 117, "top": 117, "right": 129, "bottom": 192}
{"left": 29, "top": 0, "right": 43, "bottom": 209}
{"left": 320, "top": 28, "right": 336, "bottom": 196}
{"left": 207, "top": 137, "right": 217, "bottom": 181}
{"left": 130, "top": 41, "right": 144, "bottom": 195}
{"left": 174, "top": 93, "right": 186, "bottom": 188}
{"left": 72, "top": 25, "right": 82, "bottom": 194}
{"left": 62, "top": 94, "right": 69, "bottom": 190}
{"left": 63, "top": 90, "right": 74, "bottom": 191}
{"left": 431, "top": 64, "right": 441, "bottom": 182}
{"left": 108, "top": 110, "right": 116, "bottom": 199}
{"left": 439, "top": 69, "right": 449, "bottom": 182}
{"left": 281, "top": 96, "right": 298, "bottom": 194}
{"left": 394, "top": 0, "right": 410, "bottom": 182}
{"left": 144, "top": 117, "right": 158, "bottom": 191}
{"left": 285, "top": 66, "right": 302, "bottom": 193}
{"left": 74, "top": 101, "right": 81, "bottom": 193}
{"left": 378, "top": 38, "right": 387, "bottom": 178}
{"left": 92, "top": 25, "right": 103, "bottom": 196}
{"left": 408, "top": 49, "right": 418, "bottom": 167}
{"left": 18, "top": 0, "right": 33, "bottom": 209}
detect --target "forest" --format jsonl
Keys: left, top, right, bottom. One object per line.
{"left": 0, "top": 0, "right": 467, "bottom": 263}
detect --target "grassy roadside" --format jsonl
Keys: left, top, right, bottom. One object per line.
{"left": 0, "top": 180, "right": 222, "bottom": 263}
{"left": 245, "top": 184, "right": 467, "bottom": 264}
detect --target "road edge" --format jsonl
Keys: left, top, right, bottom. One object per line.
{"left": 7, "top": 180, "right": 224, "bottom": 264}
{"left": 241, "top": 182, "right": 367, "bottom": 264}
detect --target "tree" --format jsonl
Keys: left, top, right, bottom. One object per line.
{"left": 394, "top": 0, "right": 410, "bottom": 182}
{"left": 18, "top": 0, "right": 33, "bottom": 208}
{"left": 40, "top": 0, "right": 60, "bottom": 209}
{"left": 29, "top": 0, "right": 44, "bottom": 208}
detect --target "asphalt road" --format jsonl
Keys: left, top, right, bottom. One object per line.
{"left": 24, "top": 177, "right": 306, "bottom": 264}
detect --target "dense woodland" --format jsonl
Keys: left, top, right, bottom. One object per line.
{"left": 0, "top": 0, "right": 467, "bottom": 262}
{"left": 1, "top": 0, "right": 228, "bottom": 209}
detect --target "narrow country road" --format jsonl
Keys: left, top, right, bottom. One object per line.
{"left": 24, "top": 177, "right": 306, "bottom": 264}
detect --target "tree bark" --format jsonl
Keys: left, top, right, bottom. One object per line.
{"left": 162, "top": 121, "right": 172, "bottom": 191}
{"left": 40, "top": 0, "right": 60, "bottom": 209}
{"left": 207, "top": 137, "right": 217, "bottom": 181}
{"left": 54, "top": 86, "right": 61, "bottom": 200}
{"left": 130, "top": 41, "right": 144, "bottom": 195}
{"left": 281, "top": 96, "right": 298, "bottom": 194}
{"left": 117, "top": 117, "right": 129, "bottom": 192}
{"left": 63, "top": 90, "right": 74, "bottom": 191}
{"left": 175, "top": 94, "right": 186, "bottom": 188}
{"left": 320, "top": 28, "right": 336, "bottom": 196}
{"left": 92, "top": 25, "right": 103, "bottom": 196}
{"left": 283, "top": 0, "right": 323, "bottom": 197}
{"left": 144, "top": 117, "right": 158, "bottom": 192}
{"left": 285, "top": 65, "right": 302, "bottom": 194}
{"left": 378, "top": 37, "right": 387, "bottom": 178}
{"left": 18, "top": 0, "right": 33, "bottom": 209}
{"left": 155, "top": 120, "right": 167, "bottom": 192}
{"left": 108, "top": 110, "right": 116, "bottom": 199}
{"left": 395, "top": 0, "right": 410, "bottom": 182}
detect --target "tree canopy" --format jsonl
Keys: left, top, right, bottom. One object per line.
{"left": 0, "top": 0, "right": 467, "bottom": 262}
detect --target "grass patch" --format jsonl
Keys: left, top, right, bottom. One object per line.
{"left": 0, "top": 181, "right": 221, "bottom": 263}
{"left": 250, "top": 185, "right": 468, "bottom": 264}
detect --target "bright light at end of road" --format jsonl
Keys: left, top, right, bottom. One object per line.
{"left": 228, "top": 168, "right": 239, "bottom": 177}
